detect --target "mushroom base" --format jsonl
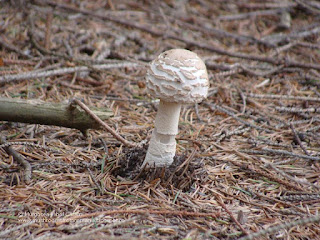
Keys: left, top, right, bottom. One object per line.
{"left": 114, "top": 145, "right": 206, "bottom": 191}
{"left": 142, "top": 130, "right": 176, "bottom": 167}
{"left": 142, "top": 101, "right": 181, "bottom": 167}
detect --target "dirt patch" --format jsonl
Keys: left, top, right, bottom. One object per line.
{"left": 114, "top": 146, "right": 206, "bottom": 191}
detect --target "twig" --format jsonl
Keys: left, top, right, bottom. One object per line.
{"left": 0, "top": 137, "right": 32, "bottom": 183}
{"left": 0, "top": 141, "right": 60, "bottom": 153}
{"left": 87, "top": 167, "right": 104, "bottom": 194}
{"left": 263, "top": 161, "right": 317, "bottom": 189}
{"left": 158, "top": 6, "right": 171, "bottom": 35}
{"left": 279, "top": 193, "right": 320, "bottom": 202}
{"left": 211, "top": 68, "right": 242, "bottom": 78}
{"left": 290, "top": 123, "right": 310, "bottom": 155}
{"left": 215, "top": 126, "right": 250, "bottom": 143}
{"left": 0, "top": 63, "right": 139, "bottom": 84}
{"left": 44, "top": 10, "right": 53, "bottom": 50}
{"left": 217, "top": 9, "right": 285, "bottom": 21}
{"left": 205, "top": 62, "right": 240, "bottom": 71}
{"left": 0, "top": 36, "right": 31, "bottom": 58}
{"left": 81, "top": 196, "right": 141, "bottom": 204}
{"left": 240, "top": 148, "right": 320, "bottom": 161}
{"left": 275, "top": 106, "right": 320, "bottom": 113}
{"left": 298, "top": 41, "right": 320, "bottom": 50}
{"left": 239, "top": 64, "right": 284, "bottom": 76}
{"left": 271, "top": 41, "right": 299, "bottom": 57}
{"left": 238, "top": 2, "right": 296, "bottom": 9}
{"left": 215, "top": 188, "right": 274, "bottom": 212}
{"left": 252, "top": 192, "right": 308, "bottom": 214}
{"left": 213, "top": 193, "right": 249, "bottom": 236}
{"left": 275, "top": 119, "right": 320, "bottom": 128}
{"left": 246, "top": 137, "right": 291, "bottom": 148}
{"left": 59, "top": 81, "right": 111, "bottom": 91}
{"left": 239, "top": 215, "right": 320, "bottom": 240}
{"left": 262, "top": 24, "right": 320, "bottom": 46}
{"left": 295, "top": 0, "right": 320, "bottom": 14}
{"left": 246, "top": 93, "right": 320, "bottom": 102}
{"left": 2, "top": 58, "right": 35, "bottom": 66}
{"left": 91, "top": 95, "right": 152, "bottom": 104}
{"left": 175, "top": 149, "right": 197, "bottom": 174}
{"left": 0, "top": 220, "right": 35, "bottom": 237}
{"left": 56, "top": 217, "right": 138, "bottom": 240}
{"left": 237, "top": 87, "right": 247, "bottom": 114}
{"left": 306, "top": 125, "right": 320, "bottom": 133}
{"left": 231, "top": 160, "right": 305, "bottom": 191}
{"left": 207, "top": 62, "right": 284, "bottom": 77}
{"left": 204, "top": 103, "right": 272, "bottom": 133}
{"left": 63, "top": 39, "right": 73, "bottom": 57}
{"left": 71, "top": 99, "right": 137, "bottom": 148}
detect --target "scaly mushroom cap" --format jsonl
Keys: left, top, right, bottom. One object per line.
{"left": 146, "top": 49, "right": 209, "bottom": 104}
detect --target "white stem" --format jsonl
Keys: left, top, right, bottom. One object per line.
{"left": 142, "top": 101, "right": 181, "bottom": 167}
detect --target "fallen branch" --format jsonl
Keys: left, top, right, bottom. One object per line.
{"left": 0, "top": 97, "right": 112, "bottom": 133}
{"left": 71, "top": 99, "right": 137, "bottom": 147}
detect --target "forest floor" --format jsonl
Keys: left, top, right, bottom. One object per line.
{"left": 1, "top": 1, "right": 320, "bottom": 239}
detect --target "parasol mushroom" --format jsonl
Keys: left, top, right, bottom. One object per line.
{"left": 142, "top": 49, "right": 209, "bottom": 168}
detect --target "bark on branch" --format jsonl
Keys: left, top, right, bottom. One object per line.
{"left": 0, "top": 98, "right": 112, "bottom": 133}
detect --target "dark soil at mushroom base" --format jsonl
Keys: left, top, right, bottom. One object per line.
{"left": 114, "top": 145, "right": 206, "bottom": 191}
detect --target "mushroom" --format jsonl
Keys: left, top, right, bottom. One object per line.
{"left": 142, "top": 49, "right": 209, "bottom": 168}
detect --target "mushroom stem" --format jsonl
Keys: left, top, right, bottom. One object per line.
{"left": 143, "top": 100, "right": 181, "bottom": 167}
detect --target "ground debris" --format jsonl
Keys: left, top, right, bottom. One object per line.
{"left": 114, "top": 146, "right": 206, "bottom": 191}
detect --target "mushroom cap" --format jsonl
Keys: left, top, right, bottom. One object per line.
{"left": 146, "top": 49, "right": 209, "bottom": 104}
